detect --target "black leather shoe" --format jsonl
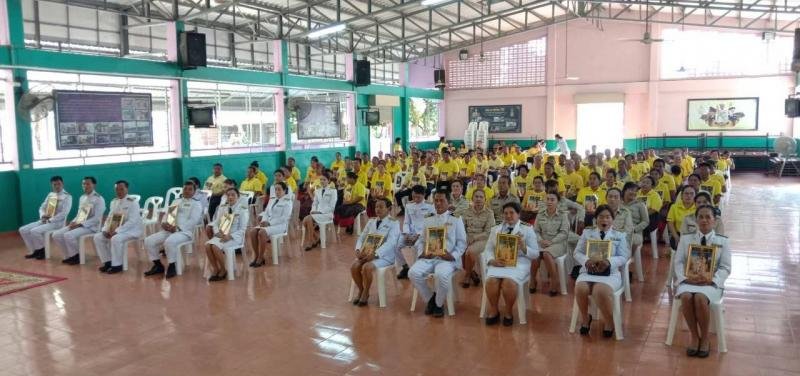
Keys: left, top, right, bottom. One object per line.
{"left": 144, "top": 263, "right": 164, "bottom": 276}
{"left": 397, "top": 265, "right": 409, "bottom": 279}
{"left": 602, "top": 329, "right": 614, "bottom": 338}
{"left": 357, "top": 299, "right": 368, "bottom": 307}
{"left": 424, "top": 294, "right": 436, "bottom": 315}
{"left": 165, "top": 263, "right": 177, "bottom": 279}
{"left": 529, "top": 287, "right": 537, "bottom": 294}
{"left": 105, "top": 266, "right": 123, "bottom": 274}
{"left": 579, "top": 315, "right": 593, "bottom": 335}
{"left": 485, "top": 314, "right": 500, "bottom": 326}
{"left": 549, "top": 290, "right": 559, "bottom": 297}
{"left": 24, "top": 251, "right": 37, "bottom": 259}
{"left": 470, "top": 272, "right": 481, "bottom": 286}
{"left": 686, "top": 347, "right": 699, "bottom": 357}
{"left": 63, "top": 255, "right": 80, "bottom": 265}
{"left": 33, "top": 249, "right": 46, "bottom": 260}
{"left": 432, "top": 305, "right": 445, "bottom": 318}
{"left": 502, "top": 316, "right": 514, "bottom": 326}
{"left": 98, "top": 262, "right": 111, "bottom": 273}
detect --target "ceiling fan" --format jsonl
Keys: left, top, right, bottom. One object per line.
{"left": 619, "top": 9, "right": 665, "bottom": 44}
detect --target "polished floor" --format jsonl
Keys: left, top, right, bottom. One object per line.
{"left": 0, "top": 173, "right": 798, "bottom": 376}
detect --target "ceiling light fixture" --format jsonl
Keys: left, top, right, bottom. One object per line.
{"left": 420, "top": 0, "right": 449, "bottom": 6}
{"left": 307, "top": 24, "right": 346, "bottom": 39}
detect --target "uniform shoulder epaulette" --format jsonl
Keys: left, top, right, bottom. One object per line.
{"left": 126, "top": 197, "right": 135, "bottom": 201}
{"left": 425, "top": 213, "right": 435, "bottom": 218}
{"left": 520, "top": 222, "right": 532, "bottom": 226}
{"left": 716, "top": 234, "right": 727, "bottom": 239}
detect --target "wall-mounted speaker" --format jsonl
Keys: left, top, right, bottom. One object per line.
{"left": 434, "top": 69, "right": 445, "bottom": 89}
{"left": 786, "top": 98, "right": 800, "bottom": 117}
{"left": 354, "top": 60, "right": 371, "bottom": 86}
{"left": 179, "top": 32, "right": 207, "bottom": 70}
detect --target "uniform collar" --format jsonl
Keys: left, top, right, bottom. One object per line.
{"left": 698, "top": 229, "right": 715, "bottom": 239}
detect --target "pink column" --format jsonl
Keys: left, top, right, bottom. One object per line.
{"left": 275, "top": 89, "right": 286, "bottom": 150}
{"left": 345, "top": 53, "right": 354, "bottom": 81}
{"left": 166, "top": 22, "right": 178, "bottom": 62}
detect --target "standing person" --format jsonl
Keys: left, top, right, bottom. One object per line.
{"left": 396, "top": 185, "right": 435, "bottom": 279}
{"left": 408, "top": 191, "right": 467, "bottom": 318}
{"left": 393, "top": 137, "right": 404, "bottom": 155}
{"left": 21, "top": 176, "right": 73, "bottom": 260}
{"left": 554, "top": 134, "right": 571, "bottom": 156}
{"left": 52, "top": 177, "right": 106, "bottom": 265}
{"left": 458, "top": 189, "right": 495, "bottom": 288}
{"left": 143, "top": 181, "right": 203, "bottom": 279}
{"left": 350, "top": 198, "right": 400, "bottom": 306}
{"left": 204, "top": 188, "right": 249, "bottom": 282}
{"left": 247, "top": 182, "right": 293, "bottom": 267}
{"left": 303, "top": 174, "right": 337, "bottom": 251}
{"left": 94, "top": 180, "right": 143, "bottom": 274}
{"left": 204, "top": 163, "right": 227, "bottom": 220}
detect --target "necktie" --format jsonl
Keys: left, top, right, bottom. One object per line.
{"left": 376, "top": 219, "right": 382, "bottom": 229}
{"left": 228, "top": 207, "right": 233, "bottom": 215}
{"left": 321, "top": 188, "right": 325, "bottom": 197}
{"left": 506, "top": 227, "right": 513, "bottom": 234}
{"left": 600, "top": 231, "right": 606, "bottom": 240}
{"left": 701, "top": 236, "right": 707, "bottom": 246}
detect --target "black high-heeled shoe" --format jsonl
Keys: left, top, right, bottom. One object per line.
{"left": 602, "top": 328, "right": 614, "bottom": 338}
{"left": 696, "top": 340, "right": 711, "bottom": 358}
{"left": 470, "top": 272, "right": 481, "bottom": 286}
{"left": 502, "top": 316, "right": 514, "bottom": 326}
{"left": 548, "top": 290, "right": 559, "bottom": 297}
{"left": 485, "top": 314, "right": 500, "bottom": 326}
{"left": 579, "top": 315, "right": 593, "bottom": 335}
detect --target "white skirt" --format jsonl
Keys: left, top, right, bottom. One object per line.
{"left": 675, "top": 283, "right": 722, "bottom": 302}
{"left": 259, "top": 224, "right": 288, "bottom": 236}
{"left": 311, "top": 212, "right": 334, "bottom": 224}
{"left": 486, "top": 258, "right": 532, "bottom": 285}
{"left": 576, "top": 272, "right": 622, "bottom": 291}
{"left": 205, "top": 237, "right": 243, "bottom": 252}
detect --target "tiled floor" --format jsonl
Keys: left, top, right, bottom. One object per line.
{"left": 1, "top": 173, "right": 799, "bottom": 376}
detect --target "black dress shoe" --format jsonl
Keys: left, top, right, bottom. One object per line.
{"left": 345, "top": 226, "right": 354, "bottom": 235}
{"left": 502, "top": 316, "right": 514, "bottom": 326}
{"left": 33, "top": 249, "right": 46, "bottom": 260}
{"left": 165, "top": 263, "right": 177, "bottom": 279}
{"left": 696, "top": 349, "right": 710, "bottom": 358}
{"left": 424, "top": 294, "right": 436, "bottom": 315}
{"left": 352, "top": 299, "right": 361, "bottom": 306}
{"left": 98, "top": 262, "right": 111, "bottom": 273}
{"left": 357, "top": 299, "right": 368, "bottom": 307}
{"left": 579, "top": 315, "right": 593, "bottom": 335}
{"left": 24, "top": 252, "right": 37, "bottom": 259}
{"left": 602, "top": 329, "right": 614, "bottom": 338}
{"left": 485, "top": 314, "right": 500, "bottom": 326}
{"left": 549, "top": 290, "right": 559, "bottom": 297}
{"left": 105, "top": 266, "right": 123, "bottom": 274}
{"left": 144, "top": 263, "right": 165, "bottom": 276}
{"left": 432, "top": 304, "right": 445, "bottom": 318}
{"left": 686, "top": 347, "right": 699, "bottom": 357}
{"left": 460, "top": 281, "right": 471, "bottom": 288}
{"left": 397, "top": 265, "right": 409, "bottom": 279}
{"left": 63, "top": 255, "right": 80, "bottom": 265}
{"left": 529, "top": 286, "right": 537, "bottom": 294}
{"left": 470, "top": 272, "right": 481, "bottom": 286}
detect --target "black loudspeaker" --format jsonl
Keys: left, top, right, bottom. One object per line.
{"left": 180, "top": 32, "right": 207, "bottom": 69}
{"left": 786, "top": 98, "right": 800, "bottom": 117}
{"left": 434, "top": 69, "right": 446, "bottom": 89}
{"left": 792, "top": 28, "right": 800, "bottom": 72}
{"left": 354, "top": 60, "right": 370, "bottom": 86}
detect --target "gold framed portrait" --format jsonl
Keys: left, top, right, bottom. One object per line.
{"left": 45, "top": 195, "right": 58, "bottom": 217}
{"left": 108, "top": 213, "right": 125, "bottom": 233}
{"left": 583, "top": 195, "right": 598, "bottom": 212}
{"left": 516, "top": 182, "right": 527, "bottom": 196}
{"left": 373, "top": 181, "right": 385, "bottom": 196}
{"left": 164, "top": 204, "right": 179, "bottom": 226}
{"left": 495, "top": 233, "right": 519, "bottom": 267}
{"left": 218, "top": 212, "right": 235, "bottom": 236}
{"left": 686, "top": 244, "right": 717, "bottom": 283}
{"left": 586, "top": 239, "right": 612, "bottom": 261}
{"left": 361, "top": 234, "right": 385, "bottom": 257}
{"left": 523, "top": 193, "right": 543, "bottom": 211}
{"left": 73, "top": 204, "right": 92, "bottom": 224}
{"left": 424, "top": 226, "right": 447, "bottom": 257}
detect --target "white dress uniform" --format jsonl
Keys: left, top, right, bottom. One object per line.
{"left": 396, "top": 200, "right": 435, "bottom": 266}
{"left": 205, "top": 203, "right": 249, "bottom": 252}
{"left": 408, "top": 211, "right": 467, "bottom": 308}
{"left": 483, "top": 220, "right": 540, "bottom": 285}
{"left": 269, "top": 184, "right": 294, "bottom": 199}
{"left": 93, "top": 195, "right": 143, "bottom": 267}
{"left": 194, "top": 191, "right": 209, "bottom": 212}
{"left": 573, "top": 228, "right": 630, "bottom": 290}
{"left": 556, "top": 138, "right": 571, "bottom": 156}
{"left": 145, "top": 197, "right": 203, "bottom": 264}
{"left": 674, "top": 230, "right": 731, "bottom": 302}
{"left": 355, "top": 215, "right": 400, "bottom": 268}
{"left": 52, "top": 191, "right": 106, "bottom": 259}
{"left": 20, "top": 190, "right": 73, "bottom": 253}
{"left": 310, "top": 186, "right": 337, "bottom": 224}
{"left": 257, "top": 195, "right": 293, "bottom": 236}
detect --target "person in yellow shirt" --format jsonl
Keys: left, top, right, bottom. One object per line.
{"left": 512, "top": 165, "right": 533, "bottom": 199}
{"left": 269, "top": 169, "right": 293, "bottom": 197}
{"left": 499, "top": 147, "right": 515, "bottom": 167}
{"left": 474, "top": 151, "right": 489, "bottom": 175}
{"left": 250, "top": 161, "right": 268, "bottom": 189}
{"left": 697, "top": 163, "right": 723, "bottom": 205}
{"left": 367, "top": 161, "right": 394, "bottom": 217}
{"left": 562, "top": 160, "right": 584, "bottom": 199}
{"left": 600, "top": 169, "right": 623, "bottom": 191}
{"left": 281, "top": 167, "right": 298, "bottom": 193}
{"left": 393, "top": 137, "right": 404, "bottom": 155}
{"left": 395, "top": 161, "right": 428, "bottom": 214}
{"left": 240, "top": 166, "right": 265, "bottom": 195}
{"left": 638, "top": 175, "right": 663, "bottom": 216}
{"left": 286, "top": 157, "right": 302, "bottom": 183}
{"left": 305, "top": 157, "right": 320, "bottom": 185}
{"left": 576, "top": 172, "right": 607, "bottom": 209}
{"left": 459, "top": 152, "right": 477, "bottom": 179}
{"left": 386, "top": 155, "right": 401, "bottom": 177}
{"left": 466, "top": 173, "right": 495, "bottom": 202}
{"left": 435, "top": 150, "right": 460, "bottom": 183}
{"left": 437, "top": 137, "right": 448, "bottom": 154}
{"left": 652, "top": 159, "right": 677, "bottom": 202}
{"left": 487, "top": 150, "right": 504, "bottom": 180}
{"left": 352, "top": 159, "right": 368, "bottom": 187}
{"left": 648, "top": 169, "right": 672, "bottom": 210}
{"left": 667, "top": 185, "right": 697, "bottom": 249}
{"left": 520, "top": 176, "right": 546, "bottom": 223}
{"left": 330, "top": 152, "right": 346, "bottom": 173}
{"left": 529, "top": 155, "right": 545, "bottom": 177}
{"left": 334, "top": 172, "right": 367, "bottom": 235}
{"left": 511, "top": 145, "right": 527, "bottom": 165}
{"left": 572, "top": 155, "right": 592, "bottom": 184}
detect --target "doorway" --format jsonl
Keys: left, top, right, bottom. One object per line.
{"left": 576, "top": 102, "right": 624, "bottom": 155}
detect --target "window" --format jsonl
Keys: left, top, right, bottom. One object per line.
{"left": 287, "top": 42, "right": 347, "bottom": 80}
{"left": 448, "top": 36, "right": 546, "bottom": 89}
{"left": 371, "top": 61, "right": 401, "bottom": 86}
{"left": 661, "top": 28, "right": 793, "bottom": 79}
{"left": 0, "top": 70, "right": 17, "bottom": 171}
{"left": 288, "top": 89, "right": 354, "bottom": 149}
{"left": 576, "top": 102, "right": 624, "bottom": 154}
{"left": 26, "top": 71, "right": 178, "bottom": 168}
{"left": 408, "top": 98, "right": 442, "bottom": 142}
{"left": 187, "top": 82, "right": 280, "bottom": 156}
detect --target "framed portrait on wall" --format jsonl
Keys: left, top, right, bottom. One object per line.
{"left": 686, "top": 97, "right": 759, "bottom": 131}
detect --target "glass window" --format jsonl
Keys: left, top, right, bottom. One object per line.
{"left": 187, "top": 81, "right": 280, "bottom": 156}
{"left": 288, "top": 89, "right": 354, "bottom": 149}
{"left": 408, "top": 98, "right": 442, "bottom": 142}
{"left": 26, "top": 71, "right": 178, "bottom": 168}
{"left": 448, "top": 36, "right": 547, "bottom": 89}
{"left": 576, "top": 102, "right": 624, "bottom": 154}
{"left": 661, "top": 28, "right": 793, "bottom": 79}
{"left": 288, "top": 42, "right": 347, "bottom": 80}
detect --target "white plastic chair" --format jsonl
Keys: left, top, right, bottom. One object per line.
{"left": 633, "top": 243, "right": 645, "bottom": 282}
{"left": 219, "top": 245, "right": 248, "bottom": 281}
{"left": 141, "top": 196, "right": 164, "bottom": 235}
{"left": 347, "top": 265, "right": 399, "bottom": 308}
{"left": 479, "top": 252, "right": 530, "bottom": 324}
{"left": 650, "top": 229, "right": 659, "bottom": 259}
{"left": 128, "top": 194, "right": 142, "bottom": 205}
{"left": 410, "top": 273, "right": 456, "bottom": 316}
{"left": 270, "top": 232, "right": 289, "bottom": 265}
{"left": 665, "top": 296, "right": 727, "bottom": 353}
{"left": 43, "top": 230, "right": 56, "bottom": 259}
{"left": 535, "top": 254, "right": 569, "bottom": 295}
{"left": 163, "top": 187, "right": 182, "bottom": 209}
{"left": 569, "top": 285, "right": 625, "bottom": 340}
{"left": 77, "top": 233, "right": 95, "bottom": 265}
{"left": 666, "top": 248, "right": 677, "bottom": 290}
{"left": 301, "top": 219, "right": 338, "bottom": 249}
{"left": 622, "top": 258, "right": 633, "bottom": 302}
{"left": 173, "top": 240, "right": 196, "bottom": 276}
{"left": 121, "top": 236, "right": 145, "bottom": 271}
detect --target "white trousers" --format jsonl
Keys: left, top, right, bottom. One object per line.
{"left": 94, "top": 232, "right": 139, "bottom": 267}
{"left": 409, "top": 259, "right": 456, "bottom": 308}
{"left": 145, "top": 230, "right": 192, "bottom": 263}
{"left": 52, "top": 226, "right": 95, "bottom": 258}
{"left": 19, "top": 221, "right": 62, "bottom": 252}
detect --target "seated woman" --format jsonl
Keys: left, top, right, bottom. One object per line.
{"left": 604, "top": 188, "right": 634, "bottom": 246}
{"left": 573, "top": 205, "right": 630, "bottom": 338}
{"left": 483, "top": 202, "right": 540, "bottom": 326}
{"left": 366, "top": 161, "right": 393, "bottom": 217}
{"left": 350, "top": 198, "right": 400, "bottom": 306}
{"left": 532, "top": 191, "right": 570, "bottom": 296}
{"left": 448, "top": 180, "right": 469, "bottom": 214}
{"left": 204, "top": 188, "right": 249, "bottom": 281}
{"left": 246, "top": 182, "right": 293, "bottom": 267}
{"left": 459, "top": 189, "right": 495, "bottom": 288}
{"left": 673, "top": 205, "right": 731, "bottom": 357}
{"left": 667, "top": 185, "right": 697, "bottom": 250}
{"left": 621, "top": 181, "right": 650, "bottom": 253}
{"left": 334, "top": 172, "right": 367, "bottom": 235}
{"left": 680, "top": 191, "right": 725, "bottom": 236}
{"left": 303, "top": 173, "right": 338, "bottom": 251}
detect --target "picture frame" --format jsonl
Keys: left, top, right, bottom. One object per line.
{"left": 424, "top": 226, "right": 447, "bottom": 257}
{"left": 45, "top": 195, "right": 58, "bottom": 217}
{"left": 586, "top": 239, "right": 612, "bottom": 261}
{"left": 583, "top": 195, "right": 598, "bottom": 213}
{"left": 164, "top": 204, "right": 179, "bottom": 226}
{"left": 685, "top": 244, "right": 717, "bottom": 283}
{"left": 73, "top": 204, "right": 92, "bottom": 224}
{"left": 495, "top": 233, "right": 519, "bottom": 267}
{"left": 361, "top": 234, "right": 385, "bottom": 257}
{"left": 523, "top": 192, "right": 543, "bottom": 211}
{"left": 218, "top": 212, "right": 235, "bottom": 236}
{"left": 686, "top": 97, "right": 759, "bottom": 131}
{"left": 108, "top": 213, "right": 125, "bottom": 233}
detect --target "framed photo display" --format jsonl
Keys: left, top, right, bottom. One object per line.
{"left": 686, "top": 97, "right": 759, "bottom": 131}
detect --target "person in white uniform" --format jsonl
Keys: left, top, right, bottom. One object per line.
{"left": 408, "top": 190, "right": 467, "bottom": 318}
{"left": 573, "top": 205, "right": 630, "bottom": 338}
{"left": 350, "top": 198, "right": 400, "bottom": 306}
{"left": 396, "top": 185, "right": 435, "bottom": 279}
{"left": 483, "top": 201, "right": 540, "bottom": 326}
{"left": 21, "top": 176, "right": 73, "bottom": 260}
{"left": 247, "top": 181, "right": 293, "bottom": 267}
{"left": 94, "top": 180, "right": 143, "bottom": 274}
{"left": 52, "top": 176, "right": 106, "bottom": 265}
{"left": 554, "top": 134, "right": 570, "bottom": 156}
{"left": 673, "top": 205, "right": 731, "bottom": 358}
{"left": 204, "top": 188, "right": 249, "bottom": 282}
{"left": 144, "top": 181, "right": 203, "bottom": 279}
{"left": 189, "top": 177, "right": 210, "bottom": 214}
{"left": 302, "top": 174, "right": 337, "bottom": 252}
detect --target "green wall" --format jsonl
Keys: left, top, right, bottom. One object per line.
{"left": 0, "top": 171, "right": 21, "bottom": 231}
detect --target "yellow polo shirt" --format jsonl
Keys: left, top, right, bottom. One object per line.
{"left": 330, "top": 159, "right": 345, "bottom": 172}
{"left": 345, "top": 182, "right": 368, "bottom": 207}
{"left": 240, "top": 177, "right": 264, "bottom": 193}
{"left": 466, "top": 186, "right": 495, "bottom": 201}
{"left": 667, "top": 202, "right": 696, "bottom": 233}
{"left": 576, "top": 186, "right": 607, "bottom": 206}
{"left": 637, "top": 189, "right": 663, "bottom": 213}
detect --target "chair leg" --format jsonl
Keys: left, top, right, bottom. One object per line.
{"left": 713, "top": 303, "right": 727, "bottom": 353}
{"left": 557, "top": 256, "right": 568, "bottom": 295}
{"left": 376, "top": 267, "right": 387, "bottom": 308}
{"left": 634, "top": 245, "right": 644, "bottom": 282}
{"left": 320, "top": 223, "right": 327, "bottom": 249}
{"left": 226, "top": 250, "right": 235, "bottom": 280}
{"left": 568, "top": 298, "right": 580, "bottom": 333}
{"left": 300, "top": 227, "right": 306, "bottom": 248}
{"left": 271, "top": 237, "right": 280, "bottom": 265}
{"left": 44, "top": 232, "right": 52, "bottom": 260}
{"left": 79, "top": 237, "right": 88, "bottom": 265}
{"left": 479, "top": 283, "right": 488, "bottom": 319}
{"left": 613, "top": 293, "right": 624, "bottom": 340}
{"left": 410, "top": 288, "right": 418, "bottom": 312}
{"left": 175, "top": 246, "right": 184, "bottom": 276}
{"left": 517, "top": 281, "right": 527, "bottom": 325}
{"left": 665, "top": 299, "right": 682, "bottom": 346}
{"left": 623, "top": 260, "right": 632, "bottom": 302}
{"left": 650, "top": 230, "right": 659, "bottom": 259}
{"left": 348, "top": 280, "right": 356, "bottom": 302}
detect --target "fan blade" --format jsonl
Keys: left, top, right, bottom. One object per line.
{"left": 617, "top": 38, "right": 644, "bottom": 42}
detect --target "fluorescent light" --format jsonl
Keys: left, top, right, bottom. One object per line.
{"left": 307, "top": 24, "right": 346, "bottom": 39}
{"left": 421, "top": 0, "right": 449, "bottom": 6}
{"left": 566, "top": 76, "right": 580, "bottom": 80}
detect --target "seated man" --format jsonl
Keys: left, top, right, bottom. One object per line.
{"left": 189, "top": 177, "right": 209, "bottom": 214}
{"left": 396, "top": 185, "right": 435, "bottom": 279}
{"left": 350, "top": 198, "right": 400, "bottom": 306}
{"left": 94, "top": 180, "right": 143, "bottom": 274}
{"left": 144, "top": 181, "right": 203, "bottom": 278}
{"left": 409, "top": 191, "right": 467, "bottom": 318}
{"left": 52, "top": 176, "right": 106, "bottom": 265}
{"left": 21, "top": 176, "right": 73, "bottom": 260}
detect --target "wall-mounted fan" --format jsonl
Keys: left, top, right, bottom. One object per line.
{"left": 17, "top": 87, "right": 54, "bottom": 122}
